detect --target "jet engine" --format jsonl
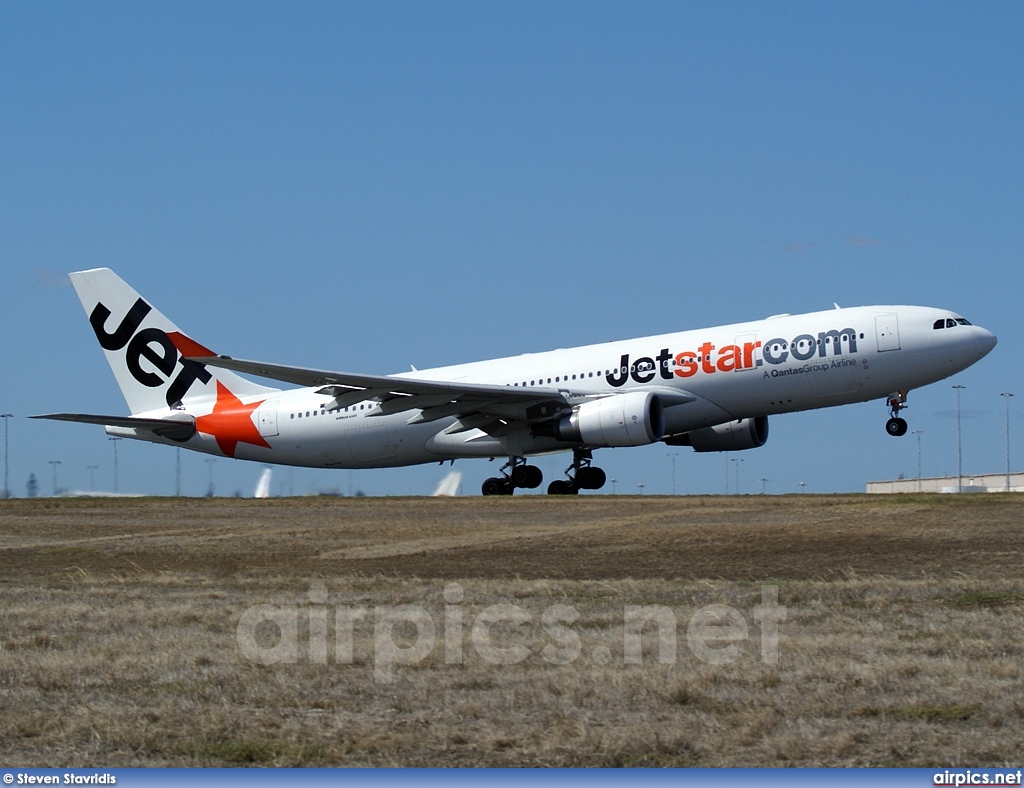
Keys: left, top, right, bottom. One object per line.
{"left": 552, "top": 391, "right": 664, "bottom": 447}
{"left": 665, "top": 416, "right": 769, "bottom": 452}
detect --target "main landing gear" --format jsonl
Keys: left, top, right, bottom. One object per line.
{"left": 885, "top": 391, "right": 909, "bottom": 437}
{"left": 547, "top": 449, "right": 607, "bottom": 495}
{"left": 481, "top": 457, "right": 544, "bottom": 496}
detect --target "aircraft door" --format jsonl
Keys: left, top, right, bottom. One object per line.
{"left": 733, "top": 333, "right": 760, "bottom": 371}
{"left": 875, "top": 314, "right": 901, "bottom": 352}
{"left": 258, "top": 400, "right": 280, "bottom": 438}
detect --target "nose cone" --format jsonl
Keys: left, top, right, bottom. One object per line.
{"left": 976, "top": 327, "right": 998, "bottom": 357}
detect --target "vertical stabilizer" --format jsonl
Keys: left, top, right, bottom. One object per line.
{"left": 254, "top": 468, "right": 273, "bottom": 499}
{"left": 69, "top": 268, "right": 279, "bottom": 414}
{"left": 432, "top": 470, "right": 463, "bottom": 496}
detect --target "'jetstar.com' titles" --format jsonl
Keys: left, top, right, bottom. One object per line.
{"left": 606, "top": 327, "right": 861, "bottom": 387}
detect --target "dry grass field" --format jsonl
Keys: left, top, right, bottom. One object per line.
{"left": 1, "top": 494, "right": 1022, "bottom": 767}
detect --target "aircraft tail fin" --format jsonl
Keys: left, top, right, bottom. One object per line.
{"left": 254, "top": 468, "right": 273, "bottom": 499}
{"left": 432, "top": 470, "right": 463, "bottom": 497}
{"left": 69, "top": 268, "right": 279, "bottom": 415}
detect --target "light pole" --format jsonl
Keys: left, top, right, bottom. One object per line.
{"left": 731, "top": 458, "right": 744, "bottom": 495}
{"left": 1, "top": 413, "right": 12, "bottom": 499}
{"left": 205, "top": 458, "right": 216, "bottom": 497}
{"left": 48, "top": 460, "right": 62, "bottom": 496}
{"left": 798, "top": 481, "right": 806, "bottom": 493}
{"left": 109, "top": 438, "right": 122, "bottom": 493}
{"left": 952, "top": 385, "right": 965, "bottom": 492}
{"left": 760, "top": 477, "right": 768, "bottom": 495}
{"left": 610, "top": 478, "right": 617, "bottom": 495}
{"left": 87, "top": 465, "right": 98, "bottom": 491}
{"left": 637, "top": 482, "right": 645, "bottom": 495}
{"left": 176, "top": 448, "right": 181, "bottom": 497}
{"left": 1001, "top": 393, "right": 1014, "bottom": 492}
{"left": 668, "top": 452, "right": 679, "bottom": 496}
{"left": 724, "top": 452, "right": 730, "bottom": 495}
{"left": 911, "top": 430, "right": 923, "bottom": 492}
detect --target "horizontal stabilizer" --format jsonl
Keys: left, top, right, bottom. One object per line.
{"left": 31, "top": 412, "right": 196, "bottom": 441}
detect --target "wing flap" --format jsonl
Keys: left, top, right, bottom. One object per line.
{"left": 192, "top": 355, "right": 568, "bottom": 428}
{"left": 192, "top": 355, "right": 561, "bottom": 401}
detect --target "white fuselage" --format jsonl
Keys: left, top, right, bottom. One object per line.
{"left": 129, "top": 304, "right": 995, "bottom": 469}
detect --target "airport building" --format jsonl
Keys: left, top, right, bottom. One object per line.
{"left": 867, "top": 471, "right": 1024, "bottom": 494}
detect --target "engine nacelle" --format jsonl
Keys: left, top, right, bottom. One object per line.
{"left": 553, "top": 392, "right": 664, "bottom": 447}
{"left": 666, "top": 416, "right": 769, "bottom": 452}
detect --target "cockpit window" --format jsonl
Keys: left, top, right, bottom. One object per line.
{"left": 934, "top": 317, "right": 973, "bottom": 329}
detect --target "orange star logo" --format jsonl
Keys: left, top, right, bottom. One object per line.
{"left": 195, "top": 382, "right": 271, "bottom": 458}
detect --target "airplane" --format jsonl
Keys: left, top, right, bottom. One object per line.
{"left": 33, "top": 269, "right": 997, "bottom": 496}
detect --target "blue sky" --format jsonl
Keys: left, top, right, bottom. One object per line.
{"left": 1, "top": 1, "right": 1020, "bottom": 497}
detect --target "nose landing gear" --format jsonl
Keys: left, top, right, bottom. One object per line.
{"left": 886, "top": 391, "right": 909, "bottom": 436}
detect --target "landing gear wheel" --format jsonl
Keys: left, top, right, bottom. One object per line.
{"left": 482, "top": 477, "right": 514, "bottom": 496}
{"left": 510, "top": 464, "right": 543, "bottom": 489}
{"left": 885, "top": 391, "right": 909, "bottom": 437}
{"left": 575, "top": 466, "right": 607, "bottom": 490}
{"left": 886, "top": 417, "right": 908, "bottom": 437}
{"left": 547, "top": 480, "right": 579, "bottom": 495}
{"left": 548, "top": 448, "right": 602, "bottom": 494}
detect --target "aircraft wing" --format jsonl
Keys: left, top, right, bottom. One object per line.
{"left": 31, "top": 412, "right": 197, "bottom": 440}
{"left": 190, "top": 355, "right": 577, "bottom": 432}
{"left": 192, "top": 356, "right": 699, "bottom": 437}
